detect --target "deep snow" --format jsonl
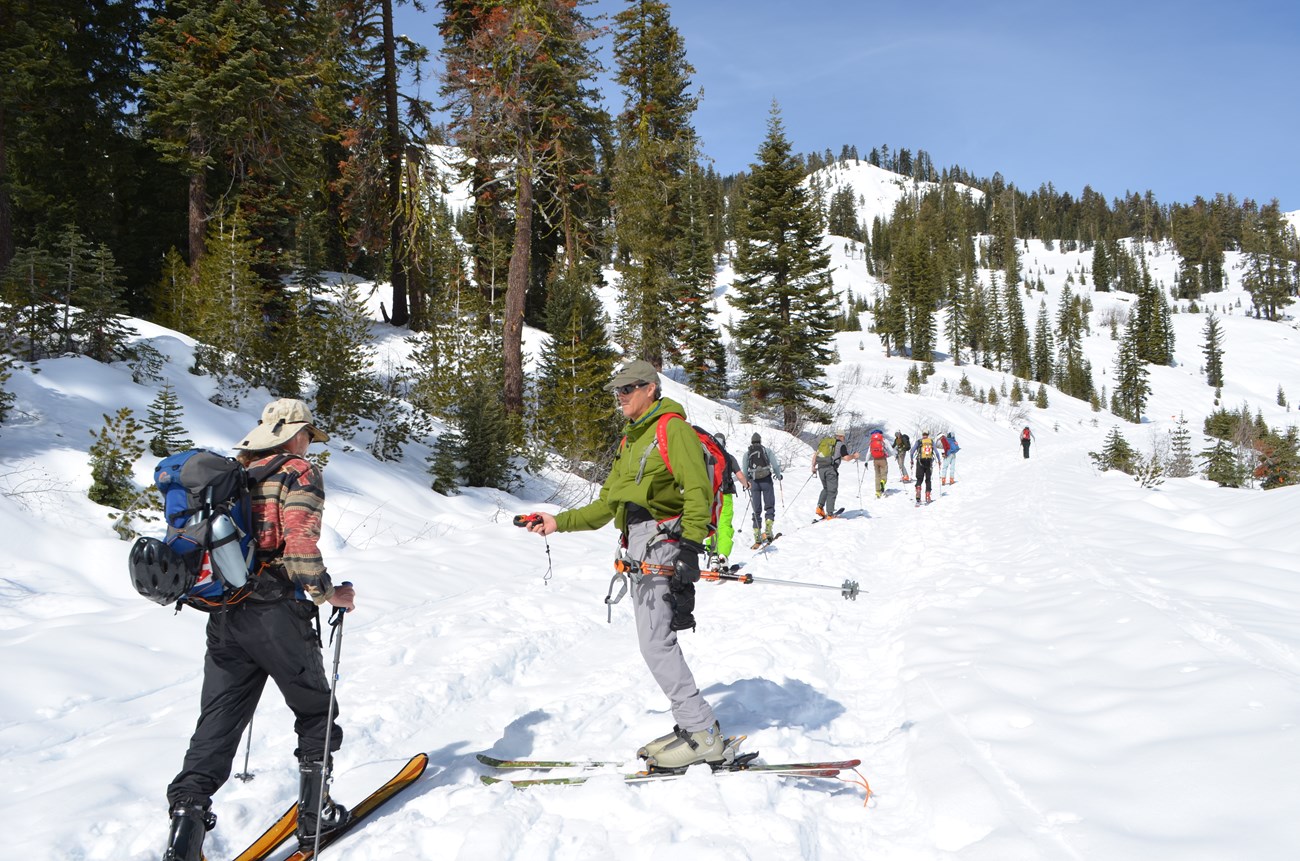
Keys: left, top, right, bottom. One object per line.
{"left": 2, "top": 204, "right": 1300, "bottom": 859}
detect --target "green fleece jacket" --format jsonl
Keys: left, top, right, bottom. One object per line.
{"left": 554, "top": 396, "right": 711, "bottom": 544}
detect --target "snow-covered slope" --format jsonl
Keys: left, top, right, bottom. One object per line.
{"left": 3, "top": 228, "right": 1300, "bottom": 859}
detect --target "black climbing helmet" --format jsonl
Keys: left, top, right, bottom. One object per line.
{"left": 128, "top": 537, "right": 195, "bottom": 605}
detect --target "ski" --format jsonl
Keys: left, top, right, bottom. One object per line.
{"left": 226, "top": 803, "right": 297, "bottom": 861}
{"left": 477, "top": 753, "right": 623, "bottom": 770}
{"left": 481, "top": 756, "right": 862, "bottom": 788}
{"left": 812, "top": 508, "right": 845, "bottom": 523}
{"left": 479, "top": 735, "right": 746, "bottom": 771}
{"left": 269, "top": 752, "right": 428, "bottom": 861}
{"left": 750, "top": 532, "right": 782, "bottom": 550}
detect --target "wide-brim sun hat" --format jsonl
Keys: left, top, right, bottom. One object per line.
{"left": 236, "top": 398, "right": 329, "bottom": 451}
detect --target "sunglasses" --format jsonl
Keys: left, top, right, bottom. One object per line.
{"left": 613, "top": 381, "right": 651, "bottom": 397}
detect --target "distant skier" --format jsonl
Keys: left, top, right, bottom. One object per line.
{"left": 893, "top": 430, "right": 911, "bottom": 481}
{"left": 939, "top": 431, "right": 960, "bottom": 485}
{"left": 1021, "top": 426, "right": 1034, "bottom": 459}
{"left": 742, "top": 432, "right": 783, "bottom": 545}
{"left": 910, "top": 430, "right": 942, "bottom": 504}
{"left": 866, "top": 428, "right": 895, "bottom": 498}
{"left": 812, "top": 430, "right": 859, "bottom": 518}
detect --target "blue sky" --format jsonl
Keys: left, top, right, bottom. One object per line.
{"left": 398, "top": 0, "right": 1299, "bottom": 210}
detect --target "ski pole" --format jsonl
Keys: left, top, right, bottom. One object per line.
{"left": 780, "top": 473, "right": 813, "bottom": 518}
{"left": 315, "top": 593, "right": 349, "bottom": 859}
{"left": 701, "top": 569, "right": 861, "bottom": 601}
{"left": 234, "top": 716, "right": 255, "bottom": 782}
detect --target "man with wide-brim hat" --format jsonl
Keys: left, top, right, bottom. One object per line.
{"left": 162, "top": 397, "right": 354, "bottom": 860}
{"left": 236, "top": 398, "right": 330, "bottom": 452}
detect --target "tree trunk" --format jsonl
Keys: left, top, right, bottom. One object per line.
{"left": 187, "top": 125, "right": 206, "bottom": 275}
{"left": 382, "top": 0, "right": 409, "bottom": 327}
{"left": 504, "top": 169, "right": 533, "bottom": 415}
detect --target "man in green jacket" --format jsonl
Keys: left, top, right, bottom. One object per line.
{"left": 523, "top": 359, "right": 725, "bottom": 770}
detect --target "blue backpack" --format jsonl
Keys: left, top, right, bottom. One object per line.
{"left": 128, "top": 449, "right": 290, "bottom": 611}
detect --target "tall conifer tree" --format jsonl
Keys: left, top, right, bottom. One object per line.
{"left": 728, "top": 105, "right": 837, "bottom": 433}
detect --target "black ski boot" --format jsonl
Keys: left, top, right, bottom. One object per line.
{"left": 296, "top": 760, "right": 352, "bottom": 850}
{"left": 162, "top": 801, "right": 215, "bottom": 861}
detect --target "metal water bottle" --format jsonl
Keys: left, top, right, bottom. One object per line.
{"left": 208, "top": 513, "right": 249, "bottom": 588}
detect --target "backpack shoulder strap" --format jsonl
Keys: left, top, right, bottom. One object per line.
{"left": 655, "top": 416, "right": 686, "bottom": 481}
{"left": 634, "top": 413, "right": 683, "bottom": 484}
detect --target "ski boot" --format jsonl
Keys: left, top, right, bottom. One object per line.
{"left": 162, "top": 801, "right": 215, "bottom": 861}
{"left": 925, "top": 491, "right": 932, "bottom": 504}
{"left": 638, "top": 725, "right": 683, "bottom": 760}
{"left": 815, "top": 506, "right": 825, "bottom": 518}
{"left": 644, "top": 721, "right": 727, "bottom": 770}
{"left": 296, "top": 760, "right": 352, "bottom": 850}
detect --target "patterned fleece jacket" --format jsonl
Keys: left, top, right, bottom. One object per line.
{"left": 247, "top": 453, "right": 334, "bottom": 604}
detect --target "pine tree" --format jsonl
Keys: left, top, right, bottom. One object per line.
{"left": 151, "top": 248, "right": 194, "bottom": 334}
{"left": 1132, "top": 264, "right": 1174, "bottom": 366}
{"left": 1032, "top": 301, "right": 1054, "bottom": 384}
{"left": 1035, "top": 383, "right": 1049, "bottom": 409}
{"left": 1253, "top": 426, "right": 1299, "bottom": 489}
{"left": 409, "top": 284, "right": 490, "bottom": 411}
{"left": 1166, "top": 413, "right": 1196, "bottom": 478}
{"left": 1278, "top": 385, "right": 1288, "bottom": 408}
{"left": 1003, "top": 278, "right": 1030, "bottom": 378}
{"left": 1201, "top": 438, "right": 1245, "bottom": 487}
{"left": 190, "top": 214, "right": 264, "bottom": 406}
{"left": 88, "top": 407, "right": 149, "bottom": 539}
{"left": 1112, "top": 316, "right": 1150, "bottom": 422}
{"left": 0, "top": 245, "right": 59, "bottom": 361}
{"left": 454, "top": 377, "right": 516, "bottom": 490}
{"left": 1092, "top": 240, "right": 1111, "bottom": 292}
{"left": 945, "top": 271, "right": 971, "bottom": 366}
{"left": 75, "top": 242, "right": 133, "bottom": 363}
{"left": 305, "top": 279, "right": 377, "bottom": 442}
{"left": 428, "top": 425, "right": 463, "bottom": 495}
{"left": 1202, "top": 311, "right": 1224, "bottom": 388}
{"left": 1090, "top": 426, "right": 1137, "bottom": 474}
{"left": 1241, "top": 201, "right": 1298, "bottom": 321}
{"left": 728, "top": 104, "right": 838, "bottom": 433}
{"left": 905, "top": 363, "right": 922, "bottom": 394}
{"left": 536, "top": 269, "right": 620, "bottom": 468}
{"left": 52, "top": 225, "right": 98, "bottom": 355}
{"left": 139, "top": 0, "right": 329, "bottom": 269}
{"left": 673, "top": 163, "right": 727, "bottom": 399}
{"left": 605, "top": 0, "right": 701, "bottom": 368}
{"left": 144, "top": 382, "right": 193, "bottom": 457}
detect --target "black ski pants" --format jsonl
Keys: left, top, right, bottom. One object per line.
{"left": 167, "top": 600, "right": 341, "bottom": 809}
{"left": 914, "top": 458, "right": 935, "bottom": 495}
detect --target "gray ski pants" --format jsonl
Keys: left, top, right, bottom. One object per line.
{"left": 817, "top": 465, "right": 840, "bottom": 512}
{"left": 625, "top": 518, "right": 717, "bottom": 733}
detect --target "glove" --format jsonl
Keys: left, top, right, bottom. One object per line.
{"left": 673, "top": 539, "right": 706, "bottom": 586}
{"left": 667, "top": 580, "right": 696, "bottom": 632}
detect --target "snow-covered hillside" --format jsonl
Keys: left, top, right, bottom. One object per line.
{"left": 3, "top": 213, "right": 1300, "bottom": 858}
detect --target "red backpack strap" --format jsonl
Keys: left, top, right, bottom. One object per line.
{"left": 656, "top": 413, "right": 683, "bottom": 477}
